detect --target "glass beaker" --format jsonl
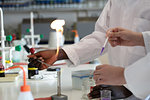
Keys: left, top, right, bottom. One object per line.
{"left": 81, "top": 78, "right": 89, "bottom": 100}
{"left": 100, "top": 90, "right": 111, "bottom": 100}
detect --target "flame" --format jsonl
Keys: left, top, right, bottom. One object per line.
{"left": 50, "top": 20, "right": 65, "bottom": 58}
{"left": 58, "top": 27, "right": 64, "bottom": 35}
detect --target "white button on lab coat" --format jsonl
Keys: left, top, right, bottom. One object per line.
{"left": 63, "top": 0, "right": 150, "bottom": 99}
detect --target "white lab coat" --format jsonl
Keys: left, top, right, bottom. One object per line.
{"left": 63, "top": 0, "right": 150, "bottom": 67}
{"left": 125, "top": 31, "right": 150, "bottom": 99}
{"left": 62, "top": 0, "right": 150, "bottom": 99}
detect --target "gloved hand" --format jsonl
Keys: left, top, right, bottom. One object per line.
{"left": 88, "top": 85, "right": 132, "bottom": 100}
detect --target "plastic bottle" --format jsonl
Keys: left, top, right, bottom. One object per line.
{"left": 5, "top": 66, "right": 34, "bottom": 100}
{"left": 0, "top": 63, "right": 5, "bottom": 77}
{"left": 74, "top": 33, "right": 80, "bottom": 43}
{"left": 12, "top": 45, "right": 22, "bottom": 62}
{"left": 72, "top": 30, "right": 80, "bottom": 43}
{"left": 18, "top": 85, "right": 34, "bottom": 100}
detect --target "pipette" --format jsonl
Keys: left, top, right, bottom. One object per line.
{"left": 100, "top": 37, "right": 109, "bottom": 55}
{"left": 37, "top": 59, "right": 51, "bottom": 67}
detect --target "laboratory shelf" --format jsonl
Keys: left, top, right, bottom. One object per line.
{"left": 0, "top": 0, "right": 108, "bottom": 12}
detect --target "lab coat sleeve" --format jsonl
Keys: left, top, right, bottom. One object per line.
{"left": 142, "top": 31, "right": 150, "bottom": 53}
{"left": 62, "top": 0, "right": 111, "bottom": 66}
{"left": 124, "top": 53, "right": 150, "bottom": 99}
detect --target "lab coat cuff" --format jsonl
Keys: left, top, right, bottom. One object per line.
{"left": 62, "top": 45, "right": 80, "bottom": 66}
{"left": 142, "top": 32, "right": 150, "bottom": 54}
{"left": 124, "top": 67, "right": 143, "bottom": 99}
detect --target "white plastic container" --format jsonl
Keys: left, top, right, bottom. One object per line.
{"left": 18, "top": 91, "right": 34, "bottom": 100}
{"left": 72, "top": 70, "right": 94, "bottom": 90}
{"left": 18, "top": 85, "right": 33, "bottom": 100}
{"left": 74, "top": 36, "right": 80, "bottom": 43}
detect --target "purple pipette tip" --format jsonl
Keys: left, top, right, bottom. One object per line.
{"left": 100, "top": 47, "right": 104, "bottom": 55}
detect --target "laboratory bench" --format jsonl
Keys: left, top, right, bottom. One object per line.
{"left": 0, "top": 63, "right": 97, "bottom": 100}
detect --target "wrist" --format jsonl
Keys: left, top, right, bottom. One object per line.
{"left": 57, "top": 49, "right": 68, "bottom": 60}
{"left": 134, "top": 33, "right": 145, "bottom": 46}
{"left": 121, "top": 68, "right": 126, "bottom": 84}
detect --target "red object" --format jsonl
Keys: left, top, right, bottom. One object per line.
{"left": 21, "top": 85, "right": 31, "bottom": 92}
{"left": 12, "top": 34, "right": 16, "bottom": 41}
{"left": 34, "top": 97, "right": 52, "bottom": 100}
{"left": 90, "top": 86, "right": 94, "bottom": 91}
{"left": 30, "top": 48, "right": 35, "bottom": 54}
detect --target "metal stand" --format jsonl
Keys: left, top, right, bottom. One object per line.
{"left": 51, "top": 68, "right": 68, "bottom": 100}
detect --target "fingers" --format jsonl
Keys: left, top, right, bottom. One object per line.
{"left": 95, "top": 79, "right": 105, "bottom": 85}
{"left": 106, "top": 27, "right": 125, "bottom": 38}
{"left": 107, "top": 31, "right": 121, "bottom": 38}
{"left": 108, "top": 39, "right": 121, "bottom": 47}
{"left": 27, "top": 52, "right": 42, "bottom": 58}
{"left": 88, "top": 90, "right": 100, "bottom": 99}
{"left": 95, "top": 65, "right": 103, "bottom": 70}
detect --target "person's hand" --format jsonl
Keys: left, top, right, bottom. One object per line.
{"left": 93, "top": 64, "right": 126, "bottom": 85}
{"left": 106, "top": 27, "right": 144, "bottom": 47}
{"left": 28, "top": 50, "right": 57, "bottom": 70}
{"left": 88, "top": 85, "right": 132, "bottom": 99}
{"left": 28, "top": 49, "right": 68, "bottom": 70}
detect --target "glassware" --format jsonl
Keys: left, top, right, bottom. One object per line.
{"left": 81, "top": 76, "right": 95, "bottom": 100}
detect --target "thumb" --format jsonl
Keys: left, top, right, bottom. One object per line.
{"left": 96, "top": 65, "right": 103, "bottom": 70}
{"left": 45, "top": 55, "right": 57, "bottom": 65}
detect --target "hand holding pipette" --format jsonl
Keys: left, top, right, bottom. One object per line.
{"left": 106, "top": 27, "right": 144, "bottom": 47}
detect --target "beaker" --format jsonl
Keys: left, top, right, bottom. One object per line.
{"left": 100, "top": 90, "right": 111, "bottom": 100}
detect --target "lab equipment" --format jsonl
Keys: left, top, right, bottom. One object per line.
{"left": 12, "top": 45, "right": 22, "bottom": 62}
{"left": 0, "top": 8, "right": 21, "bottom": 68}
{"left": 4, "top": 66, "right": 33, "bottom": 100}
{"left": 82, "top": 75, "right": 95, "bottom": 100}
{"left": 50, "top": 20, "right": 65, "bottom": 49}
{"left": 72, "top": 70, "right": 94, "bottom": 100}
{"left": 48, "top": 31, "right": 58, "bottom": 49}
{"left": 24, "top": 12, "right": 43, "bottom": 47}
{"left": 0, "top": 7, "right": 6, "bottom": 68}
{"left": 100, "top": 37, "right": 109, "bottom": 55}
{"left": 51, "top": 67, "right": 68, "bottom": 100}
{"left": 72, "top": 30, "right": 80, "bottom": 43}
{"left": 0, "top": 63, "right": 5, "bottom": 77}
{"left": 30, "top": 12, "right": 34, "bottom": 47}
{"left": 89, "top": 85, "right": 132, "bottom": 99}
{"left": 100, "top": 90, "right": 111, "bottom": 100}
{"left": 72, "top": 70, "right": 94, "bottom": 90}
{"left": 28, "top": 63, "right": 39, "bottom": 79}
{"left": 26, "top": 47, "right": 39, "bottom": 79}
